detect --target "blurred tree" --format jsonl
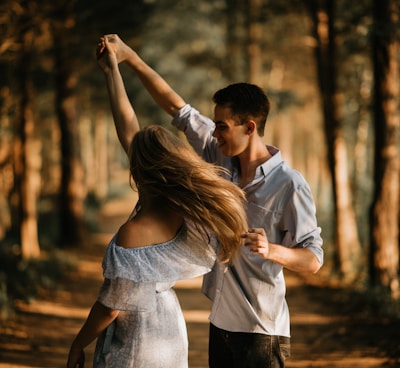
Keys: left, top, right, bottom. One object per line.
{"left": 306, "top": 0, "right": 361, "bottom": 281}
{"left": 370, "top": 0, "right": 399, "bottom": 298}
{"left": 225, "top": 0, "right": 247, "bottom": 81}
{"left": 0, "top": 87, "right": 13, "bottom": 240}
{"left": 0, "top": 1, "right": 18, "bottom": 241}
{"left": 247, "top": 0, "right": 263, "bottom": 83}
{"left": 50, "top": 0, "right": 86, "bottom": 246}
{"left": 12, "top": 2, "right": 42, "bottom": 259}
{"left": 223, "top": 0, "right": 263, "bottom": 82}
{"left": 332, "top": 2, "right": 374, "bottom": 249}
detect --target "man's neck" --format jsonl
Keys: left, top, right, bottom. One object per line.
{"left": 237, "top": 142, "right": 271, "bottom": 188}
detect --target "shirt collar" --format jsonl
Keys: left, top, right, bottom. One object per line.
{"left": 259, "top": 145, "right": 281, "bottom": 177}
{"left": 230, "top": 145, "right": 282, "bottom": 187}
{"left": 231, "top": 145, "right": 282, "bottom": 176}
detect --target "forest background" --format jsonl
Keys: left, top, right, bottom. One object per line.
{"left": 0, "top": 0, "right": 399, "bottom": 317}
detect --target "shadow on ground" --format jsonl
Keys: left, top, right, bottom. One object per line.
{"left": 0, "top": 195, "right": 399, "bottom": 368}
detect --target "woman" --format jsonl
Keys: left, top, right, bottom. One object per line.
{"left": 66, "top": 40, "right": 248, "bottom": 368}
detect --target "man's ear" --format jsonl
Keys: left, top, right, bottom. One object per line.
{"left": 246, "top": 121, "right": 256, "bottom": 135}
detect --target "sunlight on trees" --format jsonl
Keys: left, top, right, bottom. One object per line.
{"left": 0, "top": 0, "right": 398, "bottom": 300}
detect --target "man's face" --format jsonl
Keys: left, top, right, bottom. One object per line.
{"left": 212, "top": 105, "right": 249, "bottom": 157}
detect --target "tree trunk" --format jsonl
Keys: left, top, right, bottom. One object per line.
{"left": 225, "top": 0, "right": 247, "bottom": 82}
{"left": 306, "top": 0, "right": 361, "bottom": 280}
{"left": 51, "top": 1, "right": 86, "bottom": 246}
{"left": 225, "top": 0, "right": 264, "bottom": 83}
{"left": 247, "top": 0, "right": 263, "bottom": 84}
{"left": 370, "top": 0, "right": 399, "bottom": 299}
{"left": 15, "top": 24, "right": 41, "bottom": 259}
{"left": 0, "top": 85, "right": 13, "bottom": 240}
{"left": 94, "top": 111, "right": 108, "bottom": 200}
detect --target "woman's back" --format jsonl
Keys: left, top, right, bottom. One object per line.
{"left": 116, "top": 207, "right": 184, "bottom": 249}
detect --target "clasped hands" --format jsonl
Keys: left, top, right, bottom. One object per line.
{"left": 96, "top": 34, "right": 131, "bottom": 64}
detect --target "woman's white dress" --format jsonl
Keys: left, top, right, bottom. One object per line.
{"left": 93, "top": 221, "right": 217, "bottom": 368}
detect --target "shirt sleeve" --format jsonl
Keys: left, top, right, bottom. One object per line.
{"left": 172, "top": 104, "right": 221, "bottom": 164}
{"left": 281, "top": 183, "right": 324, "bottom": 266}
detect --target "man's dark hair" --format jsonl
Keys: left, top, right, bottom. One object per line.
{"left": 212, "top": 83, "right": 270, "bottom": 136}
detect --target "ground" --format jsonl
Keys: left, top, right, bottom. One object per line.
{"left": 0, "top": 195, "right": 399, "bottom": 368}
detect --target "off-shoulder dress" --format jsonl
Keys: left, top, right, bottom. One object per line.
{"left": 93, "top": 220, "right": 218, "bottom": 368}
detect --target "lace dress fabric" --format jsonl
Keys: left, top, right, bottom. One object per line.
{"left": 93, "top": 221, "right": 218, "bottom": 368}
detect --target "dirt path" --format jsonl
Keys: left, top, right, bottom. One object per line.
{"left": 0, "top": 196, "right": 399, "bottom": 368}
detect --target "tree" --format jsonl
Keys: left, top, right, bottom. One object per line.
{"left": 247, "top": 0, "right": 263, "bottom": 84}
{"left": 370, "top": 0, "right": 399, "bottom": 298}
{"left": 50, "top": 0, "right": 86, "bottom": 245}
{"left": 223, "top": 0, "right": 263, "bottom": 83}
{"left": 13, "top": 3, "right": 41, "bottom": 259}
{"left": 224, "top": 0, "right": 247, "bottom": 82}
{"left": 306, "top": 0, "right": 362, "bottom": 280}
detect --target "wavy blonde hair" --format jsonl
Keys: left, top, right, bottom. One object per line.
{"left": 128, "top": 125, "right": 247, "bottom": 263}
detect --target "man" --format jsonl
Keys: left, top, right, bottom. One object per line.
{"left": 99, "top": 34, "right": 323, "bottom": 368}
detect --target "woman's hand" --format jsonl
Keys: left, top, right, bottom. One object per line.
{"left": 96, "top": 37, "right": 118, "bottom": 74}
{"left": 67, "top": 345, "right": 85, "bottom": 368}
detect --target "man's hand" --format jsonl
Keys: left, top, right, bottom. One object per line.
{"left": 242, "top": 228, "right": 270, "bottom": 259}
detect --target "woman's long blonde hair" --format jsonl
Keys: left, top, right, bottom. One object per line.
{"left": 128, "top": 125, "right": 247, "bottom": 263}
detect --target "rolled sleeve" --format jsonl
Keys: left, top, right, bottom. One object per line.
{"left": 282, "top": 184, "right": 324, "bottom": 266}
{"left": 172, "top": 104, "right": 221, "bottom": 162}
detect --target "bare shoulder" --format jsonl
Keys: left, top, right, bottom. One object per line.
{"left": 116, "top": 216, "right": 183, "bottom": 249}
{"left": 116, "top": 220, "right": 142, "bottom": 249}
